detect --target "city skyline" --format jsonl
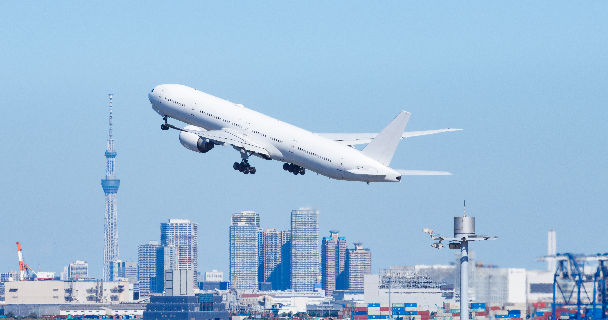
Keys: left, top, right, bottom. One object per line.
{"left": 1, "top": 2, "right": 606, "bottom": 280}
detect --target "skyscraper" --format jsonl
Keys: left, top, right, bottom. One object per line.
{"left": 138, "top": 241, "right": 161, "bottom": 297}
{"left": 280, "top": 230, "right": 291, "bottom": 290}
{"left": 346, "top": 242, "right": 371, "bottom": 291}
{"left": 290, "top": 208, "right": 320, "bottom": 292}
{"left": 229, "top": 211, "right": 260, "bottom": 291}
{"left": 101, "top": 94, "right": 120, "bottom": 281}
{"left": 322, "top": 231, "right": 347, "bottom": 296}
{"left": 155, "top": 245, "right": 178, "bottom": 293}
{"left": 263, "top": 228, "right": 282, "bottom": 290}
{"left": 160, "top": 219, "right": 198, "bottom": 284}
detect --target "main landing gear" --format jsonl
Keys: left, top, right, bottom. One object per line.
{"left": 283, "top": 163, "right": 305, "bottom": 175}
{"left": 234, "top": 160, "right": 256, "bottom": 174}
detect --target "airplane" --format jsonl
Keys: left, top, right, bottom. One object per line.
{"left": 148, "top": 84, "right": 461, "bottom": 183}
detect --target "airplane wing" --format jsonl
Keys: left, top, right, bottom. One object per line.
{"left": 395, "top": 169, "right": 452, "bottom": 176}
{"left": 317, "top": 128, "right": 462, "bottom": 146}
{"left": 181, "top": 126, "right": 270, "bottom": 157}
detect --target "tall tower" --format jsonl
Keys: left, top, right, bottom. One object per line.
{"left": 102, "top": 94, "right": 120, "bottom": 281}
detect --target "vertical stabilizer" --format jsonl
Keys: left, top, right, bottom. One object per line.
{"left": 362, "top": 111, "right": 411, "bottom": 166}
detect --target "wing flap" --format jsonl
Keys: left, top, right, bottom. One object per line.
{"left": 183, "top": 127, "right": 270, "bottom": 157}
{"left": 317, "top": 128, "right": 462, "bottom": 146}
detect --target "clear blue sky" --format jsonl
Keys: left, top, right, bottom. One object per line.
{"left": 1, "top": 2, "right": 606, "bottom": 279}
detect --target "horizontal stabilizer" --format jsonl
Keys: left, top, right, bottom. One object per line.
{"left": 396, "top": 169, "right": 452, "bottom": 176}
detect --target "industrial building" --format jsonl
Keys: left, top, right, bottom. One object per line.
{"left": 3, "top": 280, "right": 133, "bottom": 304}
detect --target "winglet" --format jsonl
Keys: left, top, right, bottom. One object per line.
{"left": 361, "top": 111, "right": 411, "bottom": 166}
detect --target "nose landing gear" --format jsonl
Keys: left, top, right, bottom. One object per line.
{"left": 283, "top": 163, "right": 305, "bottom": 175}
{"left": 161, "top": 116, "right": 170, "bottom": 130}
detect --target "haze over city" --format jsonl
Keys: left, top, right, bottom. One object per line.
{"left": 1, "top": 1, "right": 607, "bottom": 281}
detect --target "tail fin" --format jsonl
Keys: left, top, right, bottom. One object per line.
{"left": 362, "top": 111, "right": 411, "bottom": 166}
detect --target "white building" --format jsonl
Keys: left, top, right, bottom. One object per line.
{"left": 4, "top": 280, "right": 133, "bottom": 304}
{"left": 161, "top": 219, "right": 198, "bottom": 283}
{"left": 205, "top": 270, "right": 223, "bottom": 282}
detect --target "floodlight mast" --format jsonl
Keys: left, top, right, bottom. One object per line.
{"left": 422, "top": 203, "right": 497, "bottom": 320}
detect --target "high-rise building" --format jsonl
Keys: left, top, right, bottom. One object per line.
{"left": 280, "top": 230, "right": 291, "bottom": 290}
{"left": 101, "top": 94, "right": 120, "bottom": 281}
{"left": 155, "top": 245, "right": 178, "bottom": 293}
{"left": 110, "top": 260, "right": 137, "bottom": 284}
{"left": 262, "top": 228, "right": 282, "bottom": 290}
{"left": 229, "top": 211, "right": 260, "bottom": 291}
{"left": 160, "top": 219, "right": 198, "bottom": 284}
{"left": 290, "top": 208, "right": 320, "bottom": 292}
{"left": 138, "top": 241, "right": 161, "bottom": 297}
{"left": 322, "top": 231, "right": 347, "bottom": 296}
{"left": 548, "top": 230, "right": 556, "bottom": 271}
{"left": 346, "top": 242, "right": 371, "bottom": 290}
{"left": 68, "top": 260, "right": 89, "bottom": 280}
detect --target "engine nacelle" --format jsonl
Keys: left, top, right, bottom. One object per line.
{"left": 179, "top": 130, "right": 215, "bottom": 153}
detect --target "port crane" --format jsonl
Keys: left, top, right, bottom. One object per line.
{"left": 16, "top": 241, "right": 36, "bottom": 281}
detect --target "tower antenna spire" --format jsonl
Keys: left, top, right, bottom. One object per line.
{"left": 463, "top": 200, "right": 466, "bottom": 217}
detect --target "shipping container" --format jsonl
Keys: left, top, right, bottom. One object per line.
{"left": 369, "top": 304, "right": 381, "bottom": 308}
{"left": 356, "top": 308, "right": 368, "bottom": 312}
{"left": 405, "top": 303, "right": 417, "bottom": 308}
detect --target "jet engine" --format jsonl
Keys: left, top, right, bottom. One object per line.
{"left": 179, "top": 130, "right": 214, "bottom": 153}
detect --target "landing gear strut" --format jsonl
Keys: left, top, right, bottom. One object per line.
{"left": 233, "top": 160, "right": 256, "bottom": 174}
{"left": 161, "top": 116, "right": 169, "bottom": 130}
{"left": 283, "top": 163, "right": 305, "bottom": 175}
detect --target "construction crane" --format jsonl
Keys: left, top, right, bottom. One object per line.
{"left": 16, "top": 242, "right": 37, "bottom": 281}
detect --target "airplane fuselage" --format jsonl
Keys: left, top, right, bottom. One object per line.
{"left": 149, "top": 84, "right": 402, "bottom": 182}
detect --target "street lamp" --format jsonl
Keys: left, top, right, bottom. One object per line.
{"left": 423, "top": 203, "right": 497, "bottom": 320}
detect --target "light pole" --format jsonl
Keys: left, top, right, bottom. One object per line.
{"left": 422, "top": 203, "right": 497, "bottom": 320}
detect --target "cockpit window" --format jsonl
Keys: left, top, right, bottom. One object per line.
{"left": 151, "top": 88, "right": 154, "bottom": 92}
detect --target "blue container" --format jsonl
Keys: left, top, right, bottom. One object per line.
{"left": 495, "top": 315, "right": 510, "bottom": 319}
{"left": 405, "top": 303, "right": 417, "bottom": 308}
{"left": 356, "top": 311, "right": 368, "bottom": 315}
{"left": 471, "top": 303, "right": 486, "bottom": 309}
{"left": 369, "top": 303, "right": 380, "bottom": 308}
{"left": 393, "top": 308, "right": 405, "bottom": 311}
{"left": 393, "top": 311, "right": 405, "bottom": 315}
{"left": 380, "top": 316, "right": 389, "bottom": 319}
{"left": 536, "top": 312, "right": 544, "bottom": 317}
{"left": 508, "top": 310, "right": 521, "bottom": 315}
{"left": 405, "top": 311, "right": 418, "bottom": 315}
{"left": 369, "top": 315, "right": 381, "bottom": 319}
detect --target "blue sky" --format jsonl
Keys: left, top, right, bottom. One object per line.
{"left": 1, "top": 2, "right": 606, "bottom": 279}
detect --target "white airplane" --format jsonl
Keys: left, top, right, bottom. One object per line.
{"left": 148, "top": 84, "right": 461, "bottom": 183}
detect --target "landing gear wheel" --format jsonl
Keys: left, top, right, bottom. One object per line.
{"left": 299, "top": 168, "right": 305, "bottom": 175}
{"left": 283, "top": 163, "right": 289, "bottom": 171}
{"left": 250, "top": 167, "right": 256, "bottom": 174}
{"left": 161, "top": 124, "right": 169, "bottom": 130}
{"left": 233, "top": 162, "right": 240, "bottom": 170}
